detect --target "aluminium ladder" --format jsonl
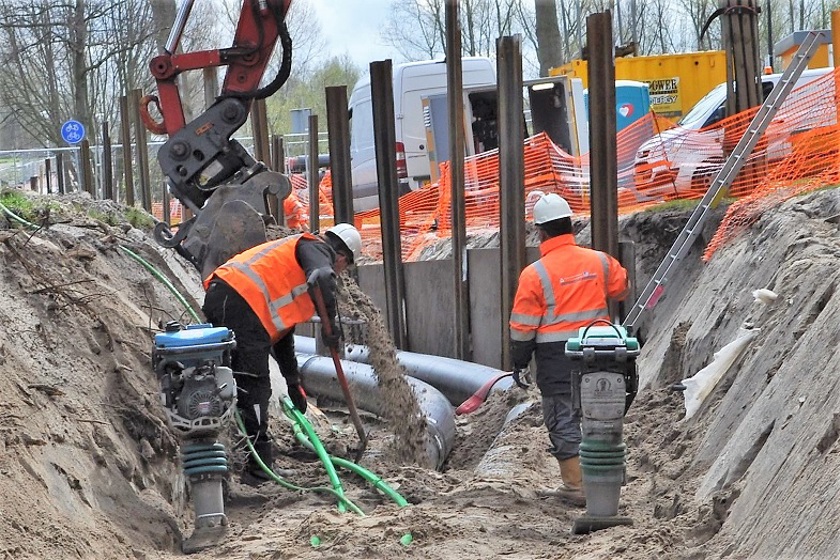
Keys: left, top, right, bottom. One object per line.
{"left": 622, "top": 31, "right": 823, "bottom": 331}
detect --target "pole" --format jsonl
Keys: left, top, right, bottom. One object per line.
{"left": 326, "top": 85, "right": 354, "bottom": 224}
{"left": 131, "top": 89, "right": 152, "bottom": 211}
{"left": 370, "top": 59, "right": 408, "bottom": 349}
{"left": 119, "top": 94, "right": 135, "bottom": 206}
{"left": 446, "top": 0, "right": 470, "bottom": 361}
{"left": 587, "top": 11, "right": 620, "bottom": 320}
{"left": 497, "top": 35, "right": 525, "bottom": 371}
{"left": 101, "top": 121, "right": 114, "bottom": 200}
{"left": 307, "top": 114, "right": 320, "bottom": 232}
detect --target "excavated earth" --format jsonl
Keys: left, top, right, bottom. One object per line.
{"left": 0, "top": 188, "right": 839, "bottom": 559}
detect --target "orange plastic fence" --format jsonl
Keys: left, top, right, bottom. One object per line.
{"left": 703, "top": 68, "right": 840, "bottom": 260}
{"left": 156, "top": 68, "right": 840, "bottom": 264}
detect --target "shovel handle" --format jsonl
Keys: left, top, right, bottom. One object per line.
{"left": 310, "top": 284, "right": 368, "bottom": 460}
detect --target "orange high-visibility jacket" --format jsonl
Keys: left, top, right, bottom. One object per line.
{"left": 510, "top": 234, "right": 628, "bottom": 344}
{"left": 204, "top": 233, "right": 318, "bottom": 343}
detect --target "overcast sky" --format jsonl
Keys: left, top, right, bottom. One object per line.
{"left": 308, "top": 0, "right": 404, "bottom": 69}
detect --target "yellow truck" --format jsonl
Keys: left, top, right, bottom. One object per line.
{"left": 550, "top": 51, "right": 727, "bottom": 120}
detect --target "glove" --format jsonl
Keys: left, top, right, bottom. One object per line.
{"left": 287, "top": 383, "right": 308, "bottom": 413}
{"left": 321, "top": 322, "right": 341, "bottom": 350}
{"left": 512, "top": 366, "right": 532, "bottom": 390}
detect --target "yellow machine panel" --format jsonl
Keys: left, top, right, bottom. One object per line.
{"left": 550, "top": 51, "right": 727, "bottom": 119}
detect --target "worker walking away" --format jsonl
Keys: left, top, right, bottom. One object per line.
{"left": 509, "top": 194, "right": 629, "bottom": 506}
{"left": 202, "top": 223, "right": 363, "bottom": 486}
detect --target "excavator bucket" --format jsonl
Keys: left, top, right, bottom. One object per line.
{"left": 164, "top": 169, "right": 291, "bottom": 277}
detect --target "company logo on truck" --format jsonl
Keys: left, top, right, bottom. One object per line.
{"left": 646, "top": 77, "right": 680, "bottom": 117}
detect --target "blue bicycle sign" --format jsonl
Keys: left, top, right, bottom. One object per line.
{"left": 61, "top": 119, "right": 86, "bottom": 144}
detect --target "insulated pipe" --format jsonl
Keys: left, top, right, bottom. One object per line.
{"left": 294, "top": 336, "right": 514, "bottom": 406}
{"left": 296, "top": 354, "right": 456, "bottom": 470}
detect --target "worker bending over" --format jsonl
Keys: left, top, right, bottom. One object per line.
{"left": 509, "top": 194, "right": 629, "bottom": 506}
{"left": 202, "top": 223, "right": 362, "bottom": 486}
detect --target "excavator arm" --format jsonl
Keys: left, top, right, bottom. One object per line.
{"left": 141, "top": 0, "right": 294, "bottom": 278}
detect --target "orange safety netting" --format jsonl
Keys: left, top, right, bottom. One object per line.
{"left": 155, "top": 68, "right": 840, "bottom": 264}
{"left": 703, "top": 68, "right": 840, "bottom": 260}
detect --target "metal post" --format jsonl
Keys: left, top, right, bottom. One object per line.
{"left": 162, "top": 183, "right": 170, "bottom": 224}
{"left": 131, "top": 89, "right": 152, "bottom": 211}
{"left": 270, "top": 134, "right": 285, "bottom": 225}
{"left": 326, "top": 85, "right": 354, "bottom": 224}
{"left": 307, "top": 114, "right": 320, "bottom": 232}
{"left": 588, "top": 13, "right": 619, "bottom": 257}
{"left": 80, "top": 139, "right": 94, "bottom": 196}
{"left": 56, "top": 153, "right": 65, "bottom": 195}
{"left": 119, "top": 94, "right": 135, "bottom": 206}
{"left": 101, "top": 121, "right": 114, "bottom": 200}
{"left": 250, "top": 98, "right": 270, "bottom": 164}
{"left": 370, "top": 59, "right": 408, "bottom": 349}
{"left": 203, "top": 66, "right": 218, "bottom": 110}
{"left": 497, "top": 35, "right": 526, "bottom": 371}
{"left": 446, "top": 0, "right": 470, "bottom": 360}
{"left": 587, "top": 10, "right": 620, "bottom": 319}
{"left": 44, "top": 158, "right": 52, "bottom": 194}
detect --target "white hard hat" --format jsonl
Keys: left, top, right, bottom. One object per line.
{"left": 326, "top": 223, "right": 362, "bottom": 263}
{"left": 533, "top": 193, "right": 573, "bottom": 225}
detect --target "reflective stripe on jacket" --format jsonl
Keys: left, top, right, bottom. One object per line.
{"left": 204, "top": 233, "right": 317, "bottom": 342}
{"left": 510, "top": 234, "right": 628, "bottom": 345}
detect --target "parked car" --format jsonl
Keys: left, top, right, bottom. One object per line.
{"left": 632, "top": 67, "right": 834, "bottom": 200}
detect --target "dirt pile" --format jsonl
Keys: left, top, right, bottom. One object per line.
{"left": 1, "top": 187, "right": 840, "bottom": 559}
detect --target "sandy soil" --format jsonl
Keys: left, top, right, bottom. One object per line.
{"left": 1, "top": 188, "right": 839, "bottom": 559}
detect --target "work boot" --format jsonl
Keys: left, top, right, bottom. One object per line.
{"left": 538, "top": 456, "right": 586, "bottom": 507}
{"left": 239, "top": 463, "right": 297, "bottom": 487}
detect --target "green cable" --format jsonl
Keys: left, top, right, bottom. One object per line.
{"left": 233, "top": 409, "right": 364, "bottom": 516}
{"left": 118, "top": 245, "right": 201, "bottom": 323}
{"left": 0, "top": 201, "right": 38, "bottom": 228}
{"left": 0, "top": 200, "right": 201, "bottom": 323}
{"left": 280, "top": 398, "right": 349, "bottom": 514}
{"left": 286, "top": 407, "right": 409, "bottom": 508}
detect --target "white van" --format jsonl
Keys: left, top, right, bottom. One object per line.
{"left": 633, "top": 67, "right": 834, "bottom": 199}
{"left": 348, "top": 58, "right": 496, "bottom": 211}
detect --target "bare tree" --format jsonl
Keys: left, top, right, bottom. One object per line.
{"left": 533, "top": 0, "right": 563, "bottom": 76}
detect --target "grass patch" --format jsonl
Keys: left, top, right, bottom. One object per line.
{"left": 0, "top": 189, "right": 37, "bottom": 222}
{"left": 124, "top": 206, "right": 154, "bottom": 230}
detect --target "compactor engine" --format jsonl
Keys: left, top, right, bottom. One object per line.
{"left": 152, "top": 322, "right": 237, "bottom": 553}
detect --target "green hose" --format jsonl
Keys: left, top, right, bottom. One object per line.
{"left": 0, "top": 200, "right": 201, "bottom": 323}
{"left": 285, "top": 407, "right": 409, "bottom": 508}
{"left": 279, "top": 398, "right": 350, "bottom": 514}
{"left": 0, "top": 201, "right": 38, "bottom": 229}
{"left": 118, "top": 245, "right": 201, "bottom": 323}
{"left": 233, "top": 409, "right": 364, "bottom": 516}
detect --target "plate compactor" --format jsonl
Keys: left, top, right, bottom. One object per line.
{"left": 565, "top": 322, "right": 639, "bottom": 534}
{"left": 152, "top": 322, "right": 237, "bottom": 553}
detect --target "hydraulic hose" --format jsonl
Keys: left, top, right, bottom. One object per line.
{"left": 234, "top": 408, "right": 364, "bottom": 516}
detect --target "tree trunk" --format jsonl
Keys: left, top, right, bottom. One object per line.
{"left": 535, "top": 0, "right": 563, "bottom": 76}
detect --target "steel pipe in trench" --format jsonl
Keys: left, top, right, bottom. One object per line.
{"left": 296, "top": 354, "right": 456, "bottom": 470}
{"left": 294, "top": 336, "right": 514, "bottom": 406}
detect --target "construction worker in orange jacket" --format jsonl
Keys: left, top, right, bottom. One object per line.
{"left": 509, "top": 193, "right": 629, "bottom": 506}
{"left": 202, "top": 223, "right": 362, "bottom": 486}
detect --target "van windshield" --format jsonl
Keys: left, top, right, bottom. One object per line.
{"left": 678, "top": 83, "right": 726, "bottom": 128}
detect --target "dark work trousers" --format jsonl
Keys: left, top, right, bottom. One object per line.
{"left": 542, "top": 393, "right": 582, "bottom": 460}
{"left": 202, "top": 280, "right": 274, "bottom": 471}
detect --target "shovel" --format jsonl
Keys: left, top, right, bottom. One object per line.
{"left": 308, "top": 278, "right": 368, "bottom": 462}
{"left": 455, "top": 372, "right": 513, "bottom": 415}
